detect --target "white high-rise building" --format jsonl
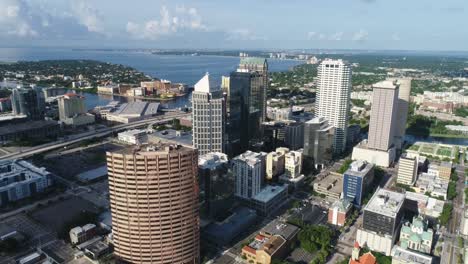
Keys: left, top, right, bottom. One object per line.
{"left": 192, "top": 73, "right": 225, "bottom": 155}
{"left": 316, "top": 59, "right": 352, "bottom": 154}
{"left": 233, "top": 151, "right": 267, "bottom": 199}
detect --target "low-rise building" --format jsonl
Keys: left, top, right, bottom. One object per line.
{"left": 438, "top": 161, "right": 452, "bottom": 182}
{"left": 446, "top": 125, "right": 468, "bottom": 135}
{"left": 0, "top": 120, "right": 60, "bottom": 144}
{"left": 352, "top": 140, "right": 396, "bottom": 168}
{"left": 250, "top": 185, "right": 288, "bottom": 216}
{"left": 203, "top": 207, "right": 257, "bottom": 246}
{"left": 404, "top": 192, "right": 444, "bottom": 222}
{"left": 242, "top": 220, "right": 299, "bottom": 264}
{"left": 0, "top": 160, "right": 53, "bottom": 206}
{"left": 413, "top": 173, "right": 448, "bottom": 200}
{"left": 148, "top": 129, "right": 193, "bottom": 147}
{"left": 399, "top": 216, "right": 433, "bottom": 254}
{"left": 69, "top": 224, "right": 96, "bottom": 245}
{"left": 97, "top": 85, "right": 119, "bottom": 94}
{"left": 84, "top": 240, "right": 111, "bottom": 260}
{"left": 267, "top": 107, "right": 292, "bottom": 121}
{"left": 313, "top": 172, "right": 343, "bottom": 201}
{"left": 349, "top": 242, "right": 377, "bottom": 264}
{"left": 126, "top": 87, "right": 145, "bottom": 97}
{"left": 117, "top": 129, "right": 148, "bottom": 145}
{"left": 391, "top": 245, "right": 434, "bottom": 264}
{"left": 105, "top": 102, "right": 160, "bottom": 124}
{"left": 328, "top": 199, "right": 352, "bottom": 226}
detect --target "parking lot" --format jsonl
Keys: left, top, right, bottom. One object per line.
{"left": 30, "top": 196, "right": 101, "bottom": 234}
{"left": 0, "top": 214, "right": 56, "bottom": 264}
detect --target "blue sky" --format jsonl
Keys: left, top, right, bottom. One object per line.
{"left": 0, "top": 0, "right": 467, "bottom": 51}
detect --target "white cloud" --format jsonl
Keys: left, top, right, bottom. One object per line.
{"left": 307, "top": 32, "right": 317, "bottom": 40}
{"left": 0, "top": 0, "right": 38, "bottom": 37}
{"left": 127, "top": 5, "right": 206, "bottom": 40}
{"left": 225, "top": 28, "right": 266, "bottom": 41}
{"left": 0, "top": 0, "right": 107, "bottom": 39}
{"left": 352, "top": 29, "right": 369, "bottom": 41}
{"left": 71, "top": 0, "right": 105, "bottom": 34}
{"left": 329, "top": 32, "right": 344, "bottom": 41}
{"left": 307, "top": 31, "right": 343, "bottom": 41}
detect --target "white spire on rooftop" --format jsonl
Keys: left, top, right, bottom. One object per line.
{"left": 194, "top": 73, "right": 218, "bottom": 93}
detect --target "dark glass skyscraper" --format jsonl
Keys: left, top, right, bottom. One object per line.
{"left": 11, "top": 87, "right": 45, "bottom": 120}
{"left": 226, "top": 58, "right": 268, "bottom": 156}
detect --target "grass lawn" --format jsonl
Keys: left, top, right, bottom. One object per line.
{"left": 437, "top": 147, "right": 453, "bottom": 157}
{"left": 409, "top": 144, "right": 420, "bottom": 151}
{"left": 420, "top": 144, "right": 436, "bottom": 154}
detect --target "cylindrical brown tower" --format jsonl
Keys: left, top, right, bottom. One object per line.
{"left": 107, "top": 144, "right": 199, "bottom": 264}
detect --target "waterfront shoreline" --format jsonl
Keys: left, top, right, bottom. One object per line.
{"left": 94, "top": 92, "right": 188, "bottom": 102}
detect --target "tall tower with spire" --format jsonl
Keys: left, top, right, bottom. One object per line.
{"left": 192, "top": 73, "right": 226, "bottom": 155}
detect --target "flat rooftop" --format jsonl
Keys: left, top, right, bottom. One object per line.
{"left": 261, "top": 219, "right": 299, "bottom": 240}
{"left": 0, "top": 120, "right": 58, "bottom": 135}
{"left": 198, "top": 152, "right": 228, "bottom": 170}
{"left": 345, "top": 160, "right": 374, "bottom": 177}
{"left": 364, "top": 188, "right": 405, "bottom": 218}
{"left": 108, "top": 143, "right": 195, "bottom": 157}
{"left": 233, "top": 151, "right": 267, "bottom": 166}
{"left": 373, "top": 80, "right": 398, "bottom": 90}
{"left": 149, "top": 129, "right": 193, "bottom": 147}
{"left": 118, "top": 129, "right": 147, "bottom": 137}
{"left": 111, "top": 102, "right": 159, "bottom": 117}
{"left": 253, "top": 185, "right": 287, "bottom": 203}
{"left": 391, "top": 245, "right": 433, "bottom": 264}
{"left": 313, "top": 172, "right": 343, "bottom": 194}
{"left": 76, "top": 166, "right": 107, "bottom": 182}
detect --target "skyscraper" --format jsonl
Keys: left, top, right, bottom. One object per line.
{"left": 198, "top": 152, "right": 232, "bottom": 219}
{"left": 192, "top": 74, "right": 225, "bottom": 155}
{"left": 227, "top": 71, "right": 264, "bottom": 155}
{"left": 390, "top": 78, "right": 412, "bottom": 150}
{"left": 225, "top": 58, "right": 268, "bottom": 156}
{"left": 11, "top": 87, "right": 45, "bottom": 120}
{"left": 107, "top": 144, "right": 199, "bottom": 264}
{"left": 316, "top": 59, "right": 352, "bottom": 154}
{"left": 367, "top": 80, "right": 399, "bottom": 151}
{"left": 304, "top": 117, "right": 335, "bottom": 168}
{"left": 233, "top": 151, "right": 267, "bottom": 199}
{"left": 238, "top": 57, "right": 268, "bottom": 121}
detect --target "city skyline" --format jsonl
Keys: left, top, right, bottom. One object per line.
{"left": 1, "top": 0, "right": 468, "bottom": 51}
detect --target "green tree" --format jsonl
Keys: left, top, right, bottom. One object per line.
{"left": 439, "top": 203, "right": 453, "bottom": 226}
